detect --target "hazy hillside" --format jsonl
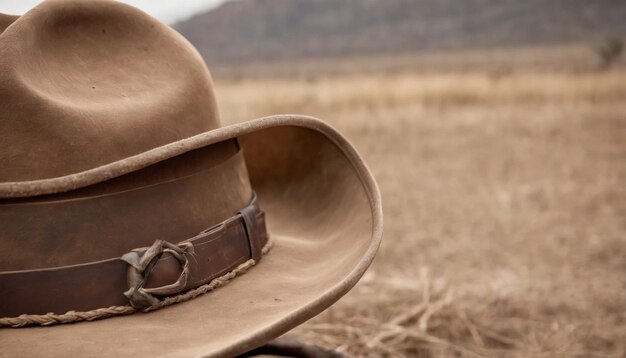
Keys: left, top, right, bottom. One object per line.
{"left": 174, "top": 0, "right": 626, "bottom": 64}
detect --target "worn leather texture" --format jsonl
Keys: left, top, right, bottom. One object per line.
{"left": 0, "top": 188, "right": 268, "bottom": 317}
{"left": 0, "top": 140, "right": 250, "bottom": 270}
{"left": 0, "top": 1, "right": 383, "bottom": 357}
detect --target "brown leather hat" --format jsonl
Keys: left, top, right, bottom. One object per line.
{"left": 0, "top": 0, "right": 382, "bottom": 356}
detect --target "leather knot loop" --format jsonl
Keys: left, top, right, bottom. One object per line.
{"left": 120, "top": 240, "right": 194, "bottom": 310}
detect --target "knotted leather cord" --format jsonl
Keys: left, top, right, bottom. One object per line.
{"left": 121, "top": 240, "right": 195, "bottom": 310}
{"left": 0, "top": 240, "right": 273, "bottom": 328}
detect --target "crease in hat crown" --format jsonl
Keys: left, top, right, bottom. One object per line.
{"left": 0, "top": 0, "right": 221, "bottom": 186}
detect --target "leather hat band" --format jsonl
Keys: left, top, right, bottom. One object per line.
{"left": 0, "top": 193, "right": 268, "bottom": 318}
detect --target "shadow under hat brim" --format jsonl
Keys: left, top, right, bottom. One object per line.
{"left": 0, "top": 115, "right": 383, "bottom": 357}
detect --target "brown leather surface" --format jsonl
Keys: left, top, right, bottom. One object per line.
{"left": 0, "top": 193, "right": 268, "bottom": 317}
{"left": 0, "top": 140, "right": 252, "bottom": 271}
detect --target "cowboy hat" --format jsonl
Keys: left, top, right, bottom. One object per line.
{"left": 0, "top": 0, "right": 382, "bottom": 357}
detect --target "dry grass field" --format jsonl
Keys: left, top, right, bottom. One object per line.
{"left": 215, "top": 55, "right": 626, "bottom": 357}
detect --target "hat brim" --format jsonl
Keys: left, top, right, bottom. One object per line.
{"left": 0, "top": 115, "right": 382, "bottom": 357}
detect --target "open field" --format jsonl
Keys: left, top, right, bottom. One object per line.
{"left": 215, "top": 62, "right": 626, "bottom": 357}
{"left": 211, "top": 43, "right": 626, "bottom": 79}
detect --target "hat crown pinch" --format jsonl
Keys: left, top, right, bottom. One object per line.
{"left": 0, "top": 0, "right": 220, "bottom": 184}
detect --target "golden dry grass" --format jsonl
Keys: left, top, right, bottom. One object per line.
{"left": 212, "top": 43, "right": 616, "bottom": 78}
{"left": 215, "top": 66, "right": 626, "bottom": 357}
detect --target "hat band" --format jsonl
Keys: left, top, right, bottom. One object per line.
{"left": 0, "top": 193, "right": 269, "bottom": 326}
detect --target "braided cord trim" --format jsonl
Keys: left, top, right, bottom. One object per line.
{"left": 0, "top": 240, "right": 273, "bottom": 328}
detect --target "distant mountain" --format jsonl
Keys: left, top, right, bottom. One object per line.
{"left": 174, "top": 0, "right": 626, "bottom": 64}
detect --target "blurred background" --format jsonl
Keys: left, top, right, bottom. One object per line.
{"left": 4, "top": 0, "right": 625, "bottom": 356}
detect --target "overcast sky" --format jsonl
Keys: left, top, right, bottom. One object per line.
{"left": 0, "top": 0, "right": 228, "bottom": 24}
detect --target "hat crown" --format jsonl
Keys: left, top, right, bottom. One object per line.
{"left": 0, "top": 0, "right": 220, "bottom": 183}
